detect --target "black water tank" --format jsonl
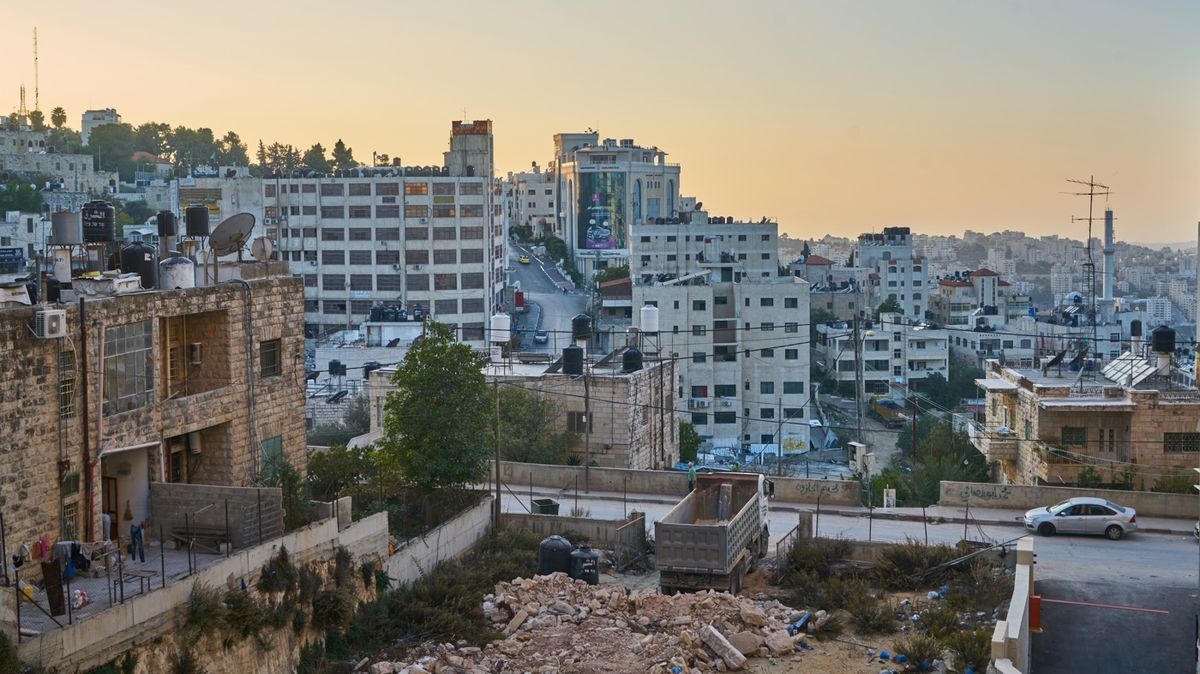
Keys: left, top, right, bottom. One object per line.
{"left": 121, "top": 242, "right": 159, "bottom": 289}
{"left": 329, "top": 359, "right": 346, "bottom": 376}
{"left": 81, "top": 200, "right": 115, "bottom": 242}
{"left": 369, "top": 305, "right": 383, "bottom": 322}
{"left": 562, "top": 345, "right": 584, "bottom": 376}
{"left": 1130, "top": 319, "right": 1142, "bottom": 339}
{"left": 157, "top": 210, "right": 177, "bottom": 237}
{"left": 185, "top": 205, "right": 210, "bottom": 237}
{"left": 1151, "top": 325, "right": 1175, "bottom": 354}
{"left": 571, "top": 313, "right": 592, "bottom": 341}
{"left": 569, "top": 546, "right": 600, "bottom": 585}
{"left": 622, "top": 347, "right": 643, "bottom": 373}
{"left": 537, "top": 535, "right": 573, "bottom": 576}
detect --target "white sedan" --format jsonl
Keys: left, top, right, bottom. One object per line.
{"left": 1024, "top": 497, "right": 1137, "bottom": 540}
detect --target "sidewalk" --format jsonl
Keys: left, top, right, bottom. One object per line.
{"left": 499, "top": 482, "right": 1195, "bottom": 536}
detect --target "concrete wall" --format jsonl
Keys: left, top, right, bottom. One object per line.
{"left": 149, "top": 482, "right": 283, "bottom": 550}
{"left": 384, "top": 496, "right": 494, "bottom": 588}
{"left": 501, "top": 512, "right": 646, "bottom": 567}
{"left": 991, "top": 538, "right": 1035, "bottom": 673}
{"left": 939, "top": 481, "right": 1195, "bottom": 519}
{"left": 499, "top": 461, "right": 861, "bottom": 506}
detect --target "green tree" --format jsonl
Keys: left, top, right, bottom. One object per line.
{"left": 0, "top": 181, "right": 44, "bottom": 212}
{"left": 596, "top": 265, "right": 630, "bottom": 284}
{"left": 493, "top": 386, "right": 573, "bottom": 464}
{"left": 544, "top": 236, "right": 568, "bottom": 263}
{"left": 118, "top": 200, "right": 155, "bottom": 225}
{"left": 302, "top": 143, "right": 331, "bottom": 172}
{"left": 265, "top": 143, "right": 301, "bottom": 172}
{"left": 134, "top": 122, "right": 172, "bottom": 155}
{"left": 87, "top": 123, "right": 139, "bottom": 180}
{"left": 873, "top": 296, "right": 904, "bottom": 319}
{"left": 801, "top": 240, "right": 811, "bottom": 258}
{"left": 258, "top": 456, "right": 308, "bottom": 532}
{"left": 381, "top": 322, "right": 490, "bottom": 491}
{"left": 220, "top": 131, "right": 250, "bottom": 166}
{"left": 331, "top": 139, "right": 357, "bottom": 170}
{"left": 256, "top": 139, "right": 268, "bottom": 167}
{"left": 307, "top": 444, "right": 376, "bottom": 502}
{"left": 28, "top": 109, "right": 45, "bottom": 131}
{"left": 47, "top": 127, "right": 83, "bottom": 153}
{"left": 810, "top": 306, "right": 836, "bottom": 342}
{"left": 678, "top": 421, "right": 701, "bottom": 463}
{"left": 168, "top": 126, "right": 219, "bottom": 172}
{"left": 1075, "top": 465, "right": 1103, "bottom": 488}
{"left": 50, "top": 106, "right": 66, "bottom": 129}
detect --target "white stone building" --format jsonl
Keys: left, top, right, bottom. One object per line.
{"left": 856, "top": 227, "right": 927, "bottom": 322}
{"left": 80, "top": 108, "right": 121, "bottom": 146}
{"left": 815, "top": 314, "right": 949, "bottom": 398}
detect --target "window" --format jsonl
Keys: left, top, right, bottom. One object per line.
{"left": 784, "top": 408, "right": 805, "bottom": 419}
{"left": 260, "top": 339, "right": 282, "bottom": 377}
{"left": 761, "top": 408, "right": 774, "bottom": 419}
{"left": 434, "top": 249, "right": 457, "bottom": 265}
{"left": 406, "top": 227, "right": 429, "bottom": 240}
{"left": 760, "top": 349, "right": 774, "bottom": 358}
{"left": 760, "top": 382, "right": 774, "bottom": 394}
{"left": 462, "top": 298, "right": 485, "bottom": 313}
{"left": 784, "top": 322, "right": 798, "bottom": 333}
{"left": 459, "top": 204, "right": 484, "bottom": 218}
{"left": 264, "top": 184, "right": 276, "bottom": 197}
{"left": 692, "top": 325, "right": 706, "bottom": 336}
{"left": 302, "top": 183, "right": 316, "bottom": 193}
{"left": 260, "top": 435, "right": 283, "bottom": 468}
{"left": 405, "top": 204, "right": 429, "bottom": 218}
{"left": 461, "top": 272, "right": 485, "bottom": 289}
{"left": 103, "top": 321, "right": 154, "bottom": 416}
{"left": 377, "top": 274, "right": 403, "bottom": 291}
{"left": 567, "top": 411, "right": 592, "bottom": 432}
{"left": 404, "top": 182, "right": 428, "bottom": 195}
{"left": 432, "top": 182, "right": 455, "bottom": 196}
{"left": 460, "top": 182, "right": 483, "bottom": 196}
{"left": 714, "top": 384, "right": 736, "bottom": 398}
{"left": 302, "top": 227, "right": 317, "bottom": 238}
{"left": 435, "top": 299, "right": 458, "bottom": 315}
{"left": 407, "top": 274, "right": 429, "bottom": 290}
{"left": 349, "top": 250, "right": 372, "bottom": 265}
{"left": 1061, "top": 427, "right": 1088, "bottom": 448}
{"left": 377, "top": 228, "right": 400, "bottom": 241}
{"left": 322, "top": 250, "right": 344, "bottom": 265}
{"left": 406, "top": 250, "right": 429, "bottom": 265}
{"left": 760, "top": 298, "right": 774, "bottom": 307}
{"left": 350, "top": 300, "right": 372, "bottom": 315}
{"left": 376, "top": 250, "right": 399, "bottom": 265}
{"left": 349, "top": 274, "right": 373, "bottom": 291}
{"left": 320, "top": 183, "right": 343, "bottom": 197}
{"left": 693, "top": 300, "right": 706, "bottom": 311}
{"left": 783, "top": 381, "right": 804, "bottom": 394}
{"left": 433, "top": 205, "right": 456, "bottom": 218}
{"left": 321, "top": 227, "right": 345, "bottom": 241}
{"left": 349, "top": 183, "right": 371, "bottom": 196}
{"left": 461, "top": 226, "right": 484, "bottom": 239}
{"left": 376, "top": 205, "right": 400, "bottom": 218}
{"left": 376, "top": 182, "right": 399, "bottom": 196}
{"left": 693, "top": 352, "right": 707, "bottom": 364}
{"left": 738, "top": 235, "right": 747, "bottom": 242}
{"left": 691, "top": 385, "right": 708, "bottom": 398}
{"left": 1163, "top": 432, "right": 1200, "bottom": 453}
{"left": 714, "top": 412, "right": 737, "bottom": 424}
{"left": 460, "top": 248, "right": 484, "bottom": 263}
{"left": 433, "top": 227, "right": 457, "bottom": 240}
{"left": 784, "top": 349, "right": 799, "bottom": 360}
{"left": 59, "top": 350, "right": 76, "bottom": 418}
{"left": 303, "top": 274, "right": 317, "bottom": 288}
{"left": 691, "top": 412, "right": 708, "bottom": 426}
{"left": 761, "top": 322, "right": 774, "bottom": 332}
{"left": 435, "top": 274, "right": 458, "bottom": 290}
{"left": 322, "top": 274, "right": 344, "bottom": 291}
{"left": 785, "top": 297, "right": 798, "bottom": 309}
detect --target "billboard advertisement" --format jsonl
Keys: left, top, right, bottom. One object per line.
{"left": 577, "top": 171, "right": 626, "bottom": 250}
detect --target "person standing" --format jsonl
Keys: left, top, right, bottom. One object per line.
{"left": 687, "top": 462, "right": 697, "bottom": 492}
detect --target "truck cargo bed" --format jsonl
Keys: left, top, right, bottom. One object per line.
{"left": 655, "top": 474, "right": 761, "bottom": 576}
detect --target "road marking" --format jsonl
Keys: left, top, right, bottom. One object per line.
{"left": 1041, "top": 597, "right": 1169, "bottom": 614}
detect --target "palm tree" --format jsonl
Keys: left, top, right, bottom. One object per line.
{"left": 50, "top": 106, "right": 66, "bottom": 129}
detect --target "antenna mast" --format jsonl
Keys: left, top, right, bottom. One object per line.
{"left": 33, "top": 28, "right": 39, "bottom": 111}
{"left": 1064, "top": 175, "right": 1110, "bottom": 377}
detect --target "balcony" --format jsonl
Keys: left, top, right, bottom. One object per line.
{"left": 967, "top": 423, "right": 1019, "bottom": 461}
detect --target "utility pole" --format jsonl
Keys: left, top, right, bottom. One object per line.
{"left": 910, "top": 397, "right": 918, "bottom": 462}
{"left": 493, "top": 373, "right": 501, "bottom": 527}
{"left": 854, "top": 315, "right": 865, "bottom": 444}
{"left": 583, "top": 364, "right": 591, "bottom": 491}
{"left": 777, "top": 397, "right": 784, "bottom": 477}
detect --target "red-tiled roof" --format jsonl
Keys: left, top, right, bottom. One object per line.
{"left": 938, "top": 279, "right": 973, "bottom": 287}
{"left": 804, "top": 255, "right": 834, "bottom": 266}
{"left": 973, "top": 268, "right": 1000, "bottom": 276}
{"left": 998, "top": 280, "right": 1012, "bottom": 287}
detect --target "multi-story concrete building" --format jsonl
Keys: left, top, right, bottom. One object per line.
{"left": 0, "top": 265, "right": 306, "bottom": 550}
{"left": 814, "top": 314, "right": 949, "bottom": 397}
{"left": 504, "top": 163, "right": 558, "bottom": 238}
{"left": 1146, "top": 296, "right": 1173, "bottom": 326}
{"left": 80, "top": 108, "right": 121, "bottom": 146}
{"left": 970, "top": 356, "right": 1200, "bottom": 487}
{"left": 856, "top": 227, "right": 927, "bottom": 322}
{"left": 264, "top": 121, "right": 502, "bottom": 342}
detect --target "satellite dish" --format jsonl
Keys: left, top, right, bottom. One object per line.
{"left": 250, "top": 236, "right": 274, "bottom": 261}
{"left": 208, "top": 213, "right": 256, "bottom": 257}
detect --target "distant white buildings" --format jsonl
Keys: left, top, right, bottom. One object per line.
{"left": 814, "top": 313, "right": 949, "bottom": 397}
{"left": 856, "top": 227, "right": 927, "bottom": 322}
{"left": 503, "top": 163, "right": 557, "bottom": 239}
{"left": 80, "top": 108, "right": 121, "bottom": 146}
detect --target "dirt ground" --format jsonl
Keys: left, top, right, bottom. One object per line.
{"left": 745, "top": 636, "right": 887, "bottom": 674}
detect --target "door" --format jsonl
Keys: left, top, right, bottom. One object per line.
{"left": 1055, "top": 505, "right": 1086, "bottom": 534}
{"left": 1085, "top": 505, "right": 1117, "bottom": 535}
{"left": 102, "top": 476, "right": 119, "bottom": 540}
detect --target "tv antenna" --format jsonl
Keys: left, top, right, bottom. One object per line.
{"left": 33, "top": 28, "right": 38, "bottom": 111}
{"left": 1063, "top": 176, "right": 1110, "bottom": 376}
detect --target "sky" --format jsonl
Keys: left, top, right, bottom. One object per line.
{"left": 3, "top": 1, "right": 1198, "bottom": 242}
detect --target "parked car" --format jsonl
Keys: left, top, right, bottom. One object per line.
{"left": 533, "top": 330, "right": 548, "bottom": 344}
{"left": 1023, "top": 497, "right": 1137, "bottom": 540}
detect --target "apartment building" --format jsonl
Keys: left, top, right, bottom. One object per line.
{"left": 504, "top": 162, "right": 557, "bottom": 238}
{"left": 0, "top": 268, "right": 306, "bottom": 551}
{"left": 814, "top": 314, "right": 949, "bottom": 397}
{"left": 80, "top": 108, "right": 121, "bottom": 146}
{"left": 264, "top": 121, "right": 502, "bottom": 342}
{"left": 971, "top": 355, "right": 1200, "bottom": 487}
{"left": 856, "top": 227, "right": 927, "bottom": 322}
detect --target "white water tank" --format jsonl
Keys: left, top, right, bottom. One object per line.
{"left": 160, "top": 256, "right": 196, "bottom": 290}
{"left": 51, "top": 211, "right": 82, "bottom": 246}
{"left": 640, "top": 304, "right": 660, "bottom": 333}
{"left": 489, "top": 313, "right": 511, "bottom": 345}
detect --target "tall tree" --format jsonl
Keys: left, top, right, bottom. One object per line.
{"left": 28, "top": 110, "right": 45, "bottom": 131}
{"left": 265, "top": 143, "right": 301, "bottom": 171}
{"left": 331, "top": 139, "right": 357, "bottom": 170}
{"left": 302, "top": 143, "right": 331, "bottom": 172}
{"left": 220, "top": 131, "right": 249, "bottom": 166}
{"left": 256, "top": 140, "right": 268, "bottom": 168}
{"left": 167, "top": 126, "right": 219, "bottom": 172}
{"left": 50, "top": 106, "right": 66, "bottom": 129}
{"left": 381, "top": 322, "right": 490, "bottom": 491}
{"left": 87, "top": 123, "right": 139, "bottom": 180}
{"left": 493, "top": 386, "right": 572, "bottom": 464}
{"left": 873, "top": 296, "right": 904, "bottom": 319}
{"left": 134, "top": 122, "right": 171, "bottom": 155}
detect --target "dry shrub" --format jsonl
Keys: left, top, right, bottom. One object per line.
{"left": 893, "top": 633, "right": 943, "bottom": 669}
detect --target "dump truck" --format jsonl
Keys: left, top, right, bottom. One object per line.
{"left": 655, "top": 472, "right": 773, "bottom": 595}
{"left": 870, "top": 397, "right": 909, "bottom": 428}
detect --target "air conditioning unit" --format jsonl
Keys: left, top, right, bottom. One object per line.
{"left": 34, "top": 309, "right": 67, "bottom": 339}
{"left": 420, "top": 218, "right": 428, "bottom": 224}
{"left": 263, "top": 217, "right": 277, "bottom": 226}
{"left": 720, "top": 400, "right": 733, "bottom": 407}
{"left": 412, "top": 264, "right": 423, "bottom": 270}
{"left": 392, "top": 263, "right": 403, "bottom": 271}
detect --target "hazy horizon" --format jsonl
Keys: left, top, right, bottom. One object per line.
{"left": 3, "top": 1, "right": 1197, "bottom": 241}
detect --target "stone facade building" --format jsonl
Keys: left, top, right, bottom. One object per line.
{"left": 970, "top": 358, "right": 1200, "bottom": 487}
{"left": 0, "top": 272, "right": 306, "bottom": 551}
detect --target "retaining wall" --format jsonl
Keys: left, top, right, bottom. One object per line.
{"left": 149, "top": 482, "right": 283, "bottom": 551}
{"left": 501, "top": 512, "right": 647, "bottom": 566}
{"left": 939, "top": 481, "right": 1194, "bottom": 518}
{"left": 991, "top": 538, "right": 1035, "bottom": 673}
{"left": 499, "top": 461, "right": 860, "bottom": 506}
{"left": 383, "top": 496, "right": 494, "bottom": 587}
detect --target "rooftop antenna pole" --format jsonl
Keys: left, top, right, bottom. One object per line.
{"left": 1065, "top": 176, "right": 1110, "bottom": 379}
{"left": 33, "top": 28, "right": 38, "bottom": 111}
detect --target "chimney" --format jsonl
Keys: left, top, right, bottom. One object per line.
{"left": 1102, "top": 209, "right": 1115, "bottom": 305}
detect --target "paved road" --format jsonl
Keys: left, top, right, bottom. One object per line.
{"left": 821, "top": 394, "right": 903, "bottom": 467}
{"left": 509, "top": 243, "right": 586, "bottom": 352}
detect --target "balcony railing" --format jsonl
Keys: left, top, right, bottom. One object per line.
{"left": 966, "top": 423, "right": 1019, "bottom": 461}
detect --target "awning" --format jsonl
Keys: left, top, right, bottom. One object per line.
{"left": 98, "top": 440, "right": 159, "bottom": 459}
{"left": 975, "top": 378, "right": 1018, "bottom": 391}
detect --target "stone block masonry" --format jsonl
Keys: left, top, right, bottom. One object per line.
{"left": 149, "top": 482, "right": 283, "bottom": 550}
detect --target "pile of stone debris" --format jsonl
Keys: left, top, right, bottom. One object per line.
{"left": 365, "top": 573, "right": 834, "bottom": 674}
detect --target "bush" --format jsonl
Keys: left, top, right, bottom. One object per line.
{"left": 849, "top": 598, "right": 894, "bottom": 635}
{"left": 811, "top": 613, "right": 845, "bottom": 641}
{"left": 298, "top": 566, "right": 323, "bottom": 604}
{"left": 224, "top": 588, "right": 269, "bottom": 640}
{"left": 312, "top": 589, "right": 355, "bottom": 632}
{"left": 0, "top": 633, "right": 19, "bottom": 674}
{"left": 873, "top": 539, "right": 958, "bottom": 590}
{"left": 334, "top": 546, "right": 354, "bottom": 589}
{"left": 778, "top": 538, "right": 852, "bottom": 586}
{"left": 944, "top": 557, "right": 1014, "bottom": 615}
{"left": 893, "top": 634, "right": 943, "bottom": 669}
{"left": 918, "top": 605, "right": 961, "bottom": 640}
{"left": 187, "top": 583, "right": 227, "bottom": 636}
{"left": 258, "top": 546, "right": 299, "bottom": 595}
{"left": 946, "top": 628, "right": 992, "bottom": 670}
{"left": 172, "top": 648, "right": 202, "bottom": 674}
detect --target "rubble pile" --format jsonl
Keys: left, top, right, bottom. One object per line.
{"left": 365, "top": 573, "right": 826, "bottom": 674}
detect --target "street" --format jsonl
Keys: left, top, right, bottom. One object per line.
{"left": 508, "top": 242, "right": 586, "bottom": 352}
{"left": 820, "top": 393, "right": 903, "bottom": 466}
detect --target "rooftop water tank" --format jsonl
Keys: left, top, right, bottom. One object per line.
{"left": 490, "top": 313, "right": 512, "bottom": 345}
{"left": 157, "top": 210, "right": 178, "bottom": 237}
{"left": 120, "top": 242, "right": 158, "bottom": 290}
{"left": 160, "top": 256, "right": 196, "bottom": 289}
{"left": 569, "top": 546, "right": 600, "bottom": 585}
{"left": 622, "top": 347, "right": 644, "bottom": 373}
{"left": 81, "top": 201, "right": 115, "bottom": 243}
{"left": 51, "top": 211, "right": 82, "bottom": 246}
{"left": 185, "top": 205, "right": 210, "bottom": 237}
{"left": 571, "top": 313, "right": 592, "bottom": 342}
{"left": 1130, "top": 319, "right": 1142, "bottom": 339}
{"left": 1151, "top": 325, "right": 1175, "bottom": 354}
{"left": 640, "top": 304, "right": 660, "bottom": 333}
{"left": 562, "top": 345, "right": 584, "bottom": 376}
{"left": 537, "top": 535, "right": 573, "bottom": 576}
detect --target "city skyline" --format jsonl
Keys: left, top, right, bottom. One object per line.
{"left": 3, "top": 0, "right": 1197, "bottom": 242}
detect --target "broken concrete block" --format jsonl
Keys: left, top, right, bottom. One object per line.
{"left": 699, "top": 625, "right": 747, "bottom": 670}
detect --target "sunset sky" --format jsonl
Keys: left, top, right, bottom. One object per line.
{"left": 3, "top": 1, "right": 1197, "bottom": 242}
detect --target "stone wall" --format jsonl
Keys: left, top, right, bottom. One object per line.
{"left": 148, "top": 482, "right": 283, "bottom": 550}
{"left": 0, "top": 274, "right": 306, "bottom": 553}
{"left": 501, "top": 512, "right": 646, "bottom": 566}
{"left": 938, "top": 480, "right": 1195, "bottom": 518}
{"left": 498, "top": 461, "right": 861, "bottom": 506}
{"left": 384, "top": 496, "right": 493, "bottom": 587}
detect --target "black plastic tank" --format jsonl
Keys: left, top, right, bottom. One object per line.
{"left": 571, "top": 313, "right": 592, "bottom": 341}
{"left": 562, "top": 345, "right": 584, "bottom": 376}
{"left": 569, "top": 546, "right": 600, "bottom": 585}
{"left": 81, "top": 200, "right": 116, "bottom": 243}
{"left": 157, "top": 210, "right": 177, "bottom": 237}
{"left": 46, "top": 277, "right": 61, "bottom": 304}
{"left": 329, "top": 359, "right": 346, "bottom": 376}
{"left": 622, "top": 347, "right": 643, "bottom": 373}
{"left": 120, "top": 242, "right": 159, "bottom": 289}
{"left": 369, "top": 304, "right": 383, "bottom": 322}
{"left": 1130, "top": 319, "right": 1142, "bottom": 339}
{"left": 537, "top": 535, "right": 573, "bottom": 576}
{"left": 1151, "top": 325, "right": 1176, "bottom": 354}
{"left": 185, "top": 205, "right": 210, "bottom": 237}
